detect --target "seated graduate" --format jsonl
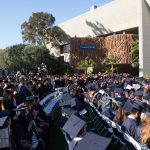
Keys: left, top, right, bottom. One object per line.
{"left": 122, "top": 101, "right": 141, "bottom": 139}
{"left": 143, "top": 85, "right": 150, "bottom": 101}
{"left": 30, "top": 96, "right": 53, "bottom": 128}
{"left": 113, "top": 97, "right": 126, "bottom": 125}
{"left": 18, "top": 76, "right": 31, "bottom": 99}
{"left": 11, "top": 108, "right": 33, "bottom": 150}
{"left": 25, "top": 96, "right": 48, "bottom": 142}
{"left": 101, "top": 106, "right": 115, "bottom": 120}
{"left": 3, "top": 89, "right": 16, "bottom": 111}
{"left": 86, "top": 87, "right": 95, "bottom": 103}
{"left": 99, "top": 95, "right": 115, "bottom": 120}
{"left": 69, "top": 85, "right": 83, "bottom": 111}
{"left": 76, "top": 86, "right": 85, "bottom": 105}
{"left": 135, "top": 111, "right": 150, "bottom": 148}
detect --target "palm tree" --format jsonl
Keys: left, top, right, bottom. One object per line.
{"left": 77, "top": 57, "right": 95, "bottom": 74}
{"left": 131, "top": 39, "right": 139, "bottom": 68}
{"left": 102, "top": 54, "right": 119, "bottom": 73}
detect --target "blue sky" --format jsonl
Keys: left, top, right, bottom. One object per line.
{"left": 0, "top": 0, "right": 112, "bottom": 49}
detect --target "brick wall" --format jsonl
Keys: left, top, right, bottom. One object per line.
{"left": 70, "top": 34, "right": 138, "bottom": 67}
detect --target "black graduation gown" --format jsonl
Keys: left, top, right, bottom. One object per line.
{"left": 3, "top": 98, "right": 16, "bottom": 111}
{"left": 135, "top": 125, "right": 141, "bottom": 143}
{"left": 0, "top": 87, "right": 3, "bottom": 97}
{"left": 12, "top": 120, "right": 32, "bottom": 148}
{"left": 122, "top": 118, "right": 138, "bottom": 139}
{"left": 101, "top": 107, "right": 115, "bottom": 120}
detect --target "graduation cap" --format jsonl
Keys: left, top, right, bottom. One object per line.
{"left": 122, "top": 100, "right": 141, "bottom": 114}
{"left": 26, "top": 96, "right": 35, "bottom": 101}
{"left": 74, "top": 132, "right": 111, "bottom": 150}
{"left": 114, "top": 88, "right": 123, "bottom": 94}
{"left": 13, "top": 107, "right": 26, "bottom": 116}
{"left": 0, "top": 97, "right": 5, "bottom": 101}
{"left": 79, "top": 109, "right": 87, "bottom": 116}
{"left": 26, "top": 80, "right": 33, "bottom": 85}
{"left": 88, "top": 86, "right": 96, "bottom": 92}
{"left": 68, "top": 84, "right": 75, "bottom": 90}
{"left": 62, "top": 93, "right": 74, "bottom": 102}
{"left": 131, "top": 101, "right": 141, "bottom": 112}
{"left": 5, "top": 84, "right": 15, "bottom": 90}
{"left": 132, "top": 84, "right": 141, "bottom": 91}
{"left": 33, "top": 77, "right": 37, "bottom": 81}
{"left": 134, "top": 90, "right": 143, "bottom": 96}
{"left": 34, "top": 95, "right": 39, "bottom": 99}
{"left": 37, "top": 77, "right": 42, "bottom": 81}
{"left": 125, "top": 79, "right": 132, "bottom": 83}
{"left": 13, "top": 107, "right": 26, "bottom": 112}
{"left": 133, "top": 100, "right": 147, "bottom": 112}
{"left": 125, "top": 84, "right": 133, "bottom": 90}
{"left": 0, "top": 116, "right": 8, "bottom": 128}
{"left": 62, "top": 114, "right": 86, "bottom": 139}
{"left": 114, "top": 97, "right": 125, "bottom": 107}
{"left": 62, "top": 108, "right": 77, "bottom": 117}
{"left": 85, "top": 83, "right": 96, "bottom": 90}
{"left": 122, "top": 101, "right": 133, "bottom": 114}
{"left": 60, "top": 98, "right": 76, "bottom": 108}
{"left": 107, "top": 83, "right": 113, "bottom": 88}
{"left": 98, "top": 89, "right": 105, "bottom": 95}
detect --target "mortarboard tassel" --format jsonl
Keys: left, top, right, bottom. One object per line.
{"left": 1, "top": 101, "right": 5, "bottom": 111}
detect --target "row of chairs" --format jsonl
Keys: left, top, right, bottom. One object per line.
{"left": 85, "top": 102, "right": 149, "bottom": 150}
{"left": 40, "top": 91, "right": 60, "bottom": 108}
{"left": 40, "top": 86, "right": 68, "bottom": 108}
{"left": 39, "top": 87, "right": 150, "bottom": 150}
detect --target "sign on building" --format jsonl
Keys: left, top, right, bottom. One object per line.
{"left": 79, "top": 45, "right": 96, "bottom": 50}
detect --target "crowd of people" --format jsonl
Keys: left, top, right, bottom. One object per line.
{"left": 0, "top": 73, "right": 68, "bottom": 150}
{"left": 0, "top": 72, "right": 150, "bottom": 149}
{"left": 60, "top": 73, "right": 150, "bottom": 149}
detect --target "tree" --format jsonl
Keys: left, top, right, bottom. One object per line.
{"left": 102, "top": 54, "right": 119, "bottom": 73}
{"left": 22, "top": 45, "right": 53, "bottom": 72}
{"left": 50, "top": 59, "right": 69, "bottom": 75}
{"left": 77, "top": 57, "right": 95, "bottom": 74}
{"left": 0, "top": 44, "right": 26, "bottom": 71}
{"left": 48, "top": 26, "right": 69, "bottom": 48}
{"left": 0, "top": 44, "right": 73, "bottom": 75}
{"left": 131, "top": 39, "right": 139, "bottom": 68}
{"left": 0, "top": 50, "right": 7, "bottom": 69}
{"left": 21, "top": 12, "right": 69, "bottom": 47}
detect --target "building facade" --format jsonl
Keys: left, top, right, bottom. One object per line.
{"left": 70, "top": 34, "right": 137, "bottom": 67}
{"left": 47, "top": 0, "right": 150, "bottom": 76}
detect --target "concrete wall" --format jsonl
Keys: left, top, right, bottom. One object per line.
{"left": 59, "top": 0, "right": 139, "bottom": 37}
{"left": 46, "top": 0, "right": 150, "bottom": 77}
{"left": 139, "top": 0, "right": 150, "bottom": 76}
